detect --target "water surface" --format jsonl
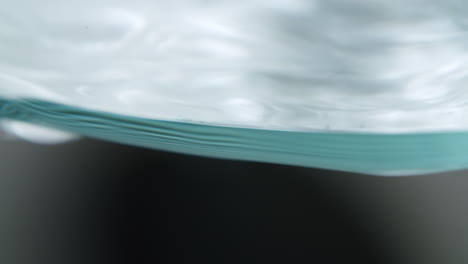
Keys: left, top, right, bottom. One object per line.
{"left": 2, "top": 98, "right": 468, "bottom": 176}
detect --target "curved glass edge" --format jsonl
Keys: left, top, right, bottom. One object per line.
{"left": 1, "top": 97, "right": 468, "bottom": 176}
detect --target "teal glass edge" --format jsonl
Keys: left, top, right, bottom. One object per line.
{"left": 1, "top": 97, "right": 468, "bottom": 175}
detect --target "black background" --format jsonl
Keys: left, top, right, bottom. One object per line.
{"left": 1, "top": 139, "right": 468, "bottom": 264}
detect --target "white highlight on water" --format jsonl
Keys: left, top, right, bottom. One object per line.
{"left": 1, "top": 120, "right": 79, "bottom": 144}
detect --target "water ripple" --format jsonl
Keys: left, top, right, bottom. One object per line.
{"left": 1, "top": 1, "right": 468, "bottom": 132}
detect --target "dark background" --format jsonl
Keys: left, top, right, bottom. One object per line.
{"left": 1, "top": 138, "right": 468, "bottom": 264}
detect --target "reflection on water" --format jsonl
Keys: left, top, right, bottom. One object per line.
{"left": 1, "top": 1, "right": 468, "bottom": 132}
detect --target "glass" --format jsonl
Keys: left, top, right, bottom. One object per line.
{"left": 1, "top": 1, "right": 468, "bottom": 175}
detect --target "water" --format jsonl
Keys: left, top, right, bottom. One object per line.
{"left": 2, "top": 1, "right": 468, "bottom": 175}
{"left": 2, "top": 98, "right": 468, "bottom": 175}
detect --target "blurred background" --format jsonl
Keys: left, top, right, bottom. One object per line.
{"left": 1, "top": 138, "right": 468, "bottom": 264}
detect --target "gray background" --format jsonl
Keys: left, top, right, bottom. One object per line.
{"left": 1, "top": 138, "right": 468, "bottom": 264}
